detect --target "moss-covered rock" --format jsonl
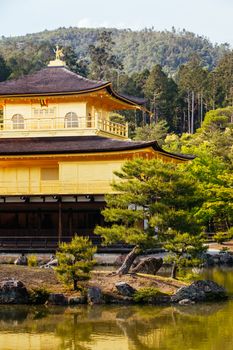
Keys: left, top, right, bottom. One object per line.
{"left": 133, "top": 287, "right": 171, "bottom": 304}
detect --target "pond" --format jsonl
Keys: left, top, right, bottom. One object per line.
{"left": 0, "top": 267, "right": 233, "bottom": 350}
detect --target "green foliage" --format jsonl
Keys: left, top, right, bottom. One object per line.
{"left": 200, "top": 107, "right": 233, "bottom": 132}
{"left": 62, "top": 46, "right": 89, "bottom": 77}
{"left": 143, "top": 65, "right": 179, "bottom": 128}
{"left": 213, "top": 229, "right": 233, "bottom": 245}
{"left": 134, "top": 120, "right": 169, "bottom": 145}
{"left": 96, "top": 158, "right": 202, "bottom": 246}
{"left": 95, "top": 158, "right": 205, "bottom": 276}
{"left": 228, "top": 227, "right": 233, "bottom": 239}
{"left": 27, "top": 255, "right": 38, "bottom": 267}
{"left": 88, "top": 30, "right": 123, "bottom": 81}
{"left": 177, "top": 270, "right": 199, "bottom": 282}
{"left": 213, "top": 52, "right": 233, "bottom": 107}
{"left": 164, "top": 231, "right": 207, "bottom": 272}
{"left": 109, "top": 112, "right": 125, "bottom": 124}
{"left": 165, "top": 107, "right": 233, "bottom": 234}
{"left": 133, "top": 287, "right": 168, "bottom": 303}
{"left": 164, "top": 133, "right": 183, "bottom": 153}
{"left": 219, "top": 246, "right": 230, "bottom": 254}
{"left": 29, "top": 287, "right": 50, "bottom": 305}
{"left": 213, "top": 232, "right": 229, "bottom": 244}
{"left": 0, "top": 27, "right": 231, "bottom": 134}
{"left": 0, "top": 55, "right": 11, "bottom": 81}
{"left": 0, "top": 27, "right": 226, "bottom": 76}
{"left": 55, "top": 235, "right": 96, "bottom": 290}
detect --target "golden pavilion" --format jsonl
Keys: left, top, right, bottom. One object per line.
{"left": 0, "top": 52, "right": 192, "bottom": 251}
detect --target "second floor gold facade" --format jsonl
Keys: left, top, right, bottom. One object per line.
{"left": 0, "top": 94, "right": 128, "bottom": 139}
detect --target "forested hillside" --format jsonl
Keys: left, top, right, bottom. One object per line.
{"left": 0, "top": 27, "right": 232, "bottom": 135}
{"left": 0, "top": 27, "right": 229, "bottom": 75}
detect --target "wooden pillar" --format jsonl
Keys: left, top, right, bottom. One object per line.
{"left": 26, "top": 211, "right": 29, "bottom": 236}
{"left": 69, "top": 208, "right": 73, "bottom": 236}
{"left": 38, "top": 209, "right": 41, "bottom": 236}
{"left": 58, "top": 201, "right": 62, "bottom": 243}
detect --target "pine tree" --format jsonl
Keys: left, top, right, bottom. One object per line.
{"left": 0, "top": 55, "right": 11, "bottom": 81}
{"left": 95, "top": 158, "right": 205, "bottom": 277}
{"left": 63, "top": 46, "right": 89, "bottom": 77}
{"left": 55, "top": 235, "right": 96, "bottom": 290}
{"left": 177, "top": 55, "right": 208, "bottom": 133}
{"left": 134, "top": 120, "right": 169, "bottom": 145}
{"left": 213, "top": 52, "right": 233, "bottom": 107}
{"left": 88, "top": 31, "right": 123, "bottom": 81}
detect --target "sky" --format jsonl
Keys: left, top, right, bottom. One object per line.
{"left": 0, "top": 0, "right": 232, "bottom": 46}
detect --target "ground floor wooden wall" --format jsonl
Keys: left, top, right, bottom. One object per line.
{"left": 0, "top": 202, "right": 105, "bottom": 251}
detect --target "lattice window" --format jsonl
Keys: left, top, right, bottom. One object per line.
{"left": 33, "top": 108, "right": 56, "bottom": 117}
{"left": 12, "top": 114, "right": 24, "bottom": 129}
{"left": 64, "top": 112, "right": 78, "bottom": 128}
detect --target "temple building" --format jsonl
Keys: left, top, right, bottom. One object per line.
{"left": 0, "top": 51, "right": 192, "bottom": 251}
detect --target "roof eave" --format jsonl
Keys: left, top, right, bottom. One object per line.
{"left": 0, "top": 83, "right": 112, "bottom": 99}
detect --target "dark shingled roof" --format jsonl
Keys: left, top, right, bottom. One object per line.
{"left": 0, "top": 66, "right": 107, "bottom": 95}
{"left": 0, "top": 136, "right": 194, "bottom": 160}
{"left": 0, "top": 66, "right": 146, "bottom": 106}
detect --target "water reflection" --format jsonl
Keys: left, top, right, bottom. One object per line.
{"left": 0, "top": 267, "right": 233, "bottom": 350}
{"left": 0, "top": 302, "right": 232, "bottom": 350}
{"left": 198, "top": 266, "right": 233, "bottom": 295}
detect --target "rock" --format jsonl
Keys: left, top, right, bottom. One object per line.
{"left": 104, "top": 293, "right": 134, "bottom": 304}
{"left": 154, "top": 295, "right": 171, "bottom": 304}
{"left": 201, "top": 252, "right": 233, "bottom": 267}
{"left": 0, "top": 279, "right": 29, "bottom": 304}
{"left": 213, "top": 255, "right": 221, "bottom": 265}
{"left": 131, "top": 257, "right": 163, "bottom": 275}
{"left": 47, "top": 293, "right": 68, "bottom": 305}
{"left": 114, "top": 254, "right": 127, "bottom": 266}
{"left": 201, "top": 253, "right": 215, "bottom": 267}
{"left": 87, "top": 287, "right": 104, "bottom": 305}
{"left": 14, "top": 254, "right": 28, "bottom": 266}
{"left": 68, "top": 296, "right": 86, "bottom": 305}
{"left": 178, "top": 298, "right": 195, "bottom": 305}
{"left": 115, "top": 282, "right": 136, "bottom": 297}
{"left": 219, "top": 252, "right": 233, "bottom": 265}
{"left": 172, "top": 280, "right": 227, "bottom": 303}
{"left": 40, "top": 258, "right": 58, "bottom": 269}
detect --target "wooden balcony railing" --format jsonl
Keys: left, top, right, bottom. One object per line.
{"left": 0, "top": 180, "right": 113, "bottom": 196}
{"left": 0, "top": 115, "right": 128, "bottom": 138}
{"left": 0, "top": 234, "right": 102, "bottom": 251}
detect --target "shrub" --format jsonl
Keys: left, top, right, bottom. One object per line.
{"left": 55, "top": 235, "right": 96, "bottom": 290}
{"left": 213, "top": 232, "right": 230, "bottom": 244}
{"left": 133, "top": 287, "right": 167, "bottom": 304}
{"left": 228, "top": 227, "right": 233, "bottom": 239}
{"left": 219, "top": 246, "right": 230, "bottom": 254}
{"left": 28, "top": 255, "right": 38, "bottom": 267}
{"left": 29, "top": 287, "right": 50, "bottom": 304}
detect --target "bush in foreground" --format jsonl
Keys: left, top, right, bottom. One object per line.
{"left": 28, "top": 255, "right": 38, "bottom": 267}
{"left": 213, "top": 229, "right": 233, "bottom": 245}
{"left": 55, "top": 235, "right": 96, "bottom": 290}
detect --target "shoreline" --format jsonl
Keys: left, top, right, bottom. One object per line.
{"left": 0, "top": 265, "right": 227, "bottom": 306}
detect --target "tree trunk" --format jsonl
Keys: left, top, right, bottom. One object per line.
{"left": 200, "top": 93, "right": 203, "bottom": 125}
{"left": 183, "top": 111, "right": 186, "bottom": 132}
{"left": 73, "top": 279, "right": 78, "bottom": 290}
{"left": 187, "top": 91, "right": 191, "bottom": 133}
{"left": 191, "top": 90, "right": 195, "bottom": 134}
{"left": 171, "top": 262, "right": 178, "bottom": 279}
{"left": 116, "top": 246, "right": 140, "bottom": 275}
